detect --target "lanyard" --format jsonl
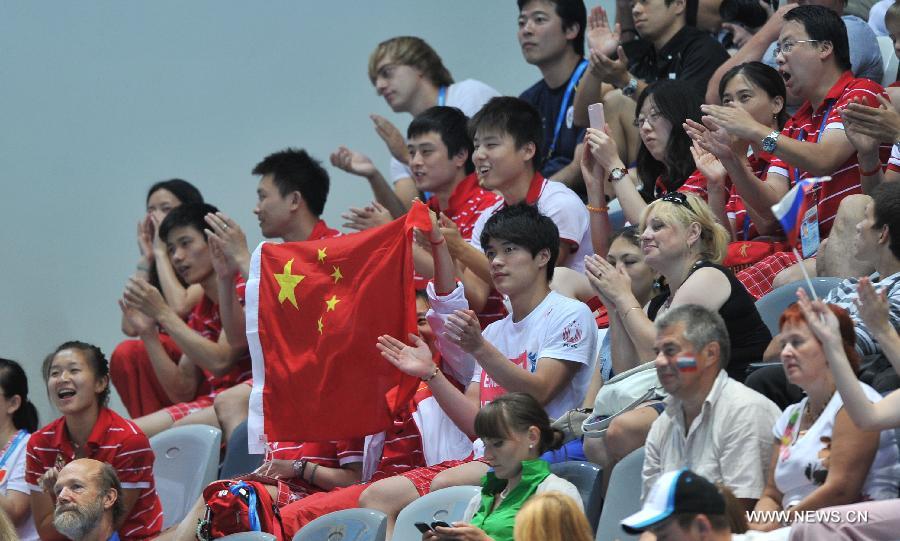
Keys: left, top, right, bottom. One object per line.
{"left": 792, "top": 100, "right": 835, "bottom": 190}
{"left": 0, "top": 429, "right": 27, "bottom": 470}
{"left": 437, "top": 86, "right": 447, "bottom": 106}
{"left": 547, "top": 59, "right": 589, "bottom": 159}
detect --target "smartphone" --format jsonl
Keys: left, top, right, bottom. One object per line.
{"left": 414, "top": 522, "right": 433, "bottom": 534}
{"left": 431, "top": 521, "right": 452, "bottom": 529}
{"left": 588, "top": 103, "right": 605, "bottom": 129}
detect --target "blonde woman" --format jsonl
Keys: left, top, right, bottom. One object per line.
{"left": 514, "top": 491, "right": 593, "bottom": 541}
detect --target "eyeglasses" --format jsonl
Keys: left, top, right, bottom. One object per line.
{"left": 773, "top": 39, "right": 822, "bottom": 57}
{"left": 633, "top": 110, "right": 663, "bottom": 128}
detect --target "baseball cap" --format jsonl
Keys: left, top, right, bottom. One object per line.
{"left": 621, "top": 469, "right": 725, "bottom": 534}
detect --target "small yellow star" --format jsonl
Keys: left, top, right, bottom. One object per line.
{"left": 317, "top": 247, "right": 327, "bottom": 263}
{"left": 330, "top": 266, "right": 343, "bottom": 283}
{"left": 325, "top": 295, "right": 341, "bottom": 312}
{"left": 317, "top": 316, "right": 324, "bottom": 334}
{"left": 274, "top": 259, "right": 305, "bottom": 309}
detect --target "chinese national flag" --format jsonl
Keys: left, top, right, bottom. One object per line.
{"left": 245, "top": 202, "right": 431, "bottom": 449}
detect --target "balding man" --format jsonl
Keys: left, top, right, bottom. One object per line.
{"left": 53, "top": 459, "right": 125, "bottom": 541}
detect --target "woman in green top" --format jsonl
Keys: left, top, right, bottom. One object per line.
{"left": 423, "top": 393, "right": 583, "bottom": 541}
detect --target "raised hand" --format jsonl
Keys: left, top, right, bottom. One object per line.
{"left": 856, "top": 276, "right": 894, "bottom": 337}
{"left": 330, "top": 146, "right": 378, "bottom": 178}
{"left": 584, "top": 254, "right": 632, "bottom": 310}
{"left": 796, "top": 288, "right": 843, "bottom": 348}
{"left": 588, "top": 46, "right": 630, "bottom": 88}
{"left": 587, "top": 6, "right": 620, "bottom": 58}
{"left": 438, "top": 213, "right": 465, "bottom": 259}
{"left": 123, "top": 277, "right": 170, "bottom": 321}
{"left": 840, "top": 94, "right": 900, "bottom": 144}
{"left": 699, "top": 103, "right": 763, "bottom": 141}
{"left": 377, "top": 333, "right": 436, "bottom": 378}
{"left": 370, "top": 115, "right": 409, "bottom": 164}
{"left": 690, "top": 140, "right": 727, "bottom": 190}
{"left": 204, "top": 212, "right": 250, "bottom": 276}
{"left": 118, "top": 299, "right": 157, "bottom": 337}
{"left": 341, "top": 202, "right": 392, "bottom": 231}
{"left": 584, "top": 127, "right": 622, "bottom": 174}
{"left": 444, "top": 310, "right": 484, "bottom": 353}
{"left": 138, "top": 215, "right": 155, "bottom": 261}
{"left": 580, "top": 131, "right": 607, "bottom": 202}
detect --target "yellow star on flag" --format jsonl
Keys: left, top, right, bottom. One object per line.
{"left": 325, "top": 295, "right": 340, "bottom": 312}
{"left": 330, "top": 266, "right": 343, "bottom": 283}
{"left": 274, "top": 259, "right": 305, "bottom": 309}
{"left": 317, "top": 316, "right": 324, "bottom": 334}
{"left": 317, "top": 247, "right": 327, "bottom": 263}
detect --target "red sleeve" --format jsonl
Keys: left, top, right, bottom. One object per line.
{"left": 111, "top": 430, "right": 155, "bottom": 489}
{"left": 831, "top": 81, "right": 886, "bottom": 115}
{"left": 335, "top": 438, "right": 364, "bottom": 465}
{"left": 25, "top": 434, "right": 50, "bottom": 489}
{"left": 677, "top": 170, "right": 708, "bottom": 200}
{"left": 234, "top": 274, "right": 247, "bottom": 306}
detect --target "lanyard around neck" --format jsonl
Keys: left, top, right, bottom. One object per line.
{"left": 437, "top": 86, "right": 447, "bottom": 106}
{"left": 546, "top": 59, "right": 589, "bottom": 159}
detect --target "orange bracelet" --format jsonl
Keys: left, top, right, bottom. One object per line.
{"left": 586, "top": 204, "right": 609, "bottom": 214}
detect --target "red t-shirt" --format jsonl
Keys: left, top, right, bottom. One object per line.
{"left": 767, "top": 72, "right": 891, "bottom": 238}
{"left": 26, "top": 408, "right": 163, "bottom": 540}
{"left": 725, "top": 151, "right": 773, "bottom": 241}
{"left": 308, "top": 219, "right": 341, "bottom": 241}
{"left": 654, "top": 169, "right": 709, "bottom": 199}
{"left": 426, "top": 173, "right": 505, "bottom": 328}
{"left": 189, "top": 276, "right": 252, "bottom": 395}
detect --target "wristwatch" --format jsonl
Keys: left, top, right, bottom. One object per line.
{"left": 761, "top": 130, "right": 781, "bottom": 153}
{"left": 621, "top": 77, "right": 639, "bottom": 98}
{"left": 608, "top": 167, "right": 628, "bottom": 182}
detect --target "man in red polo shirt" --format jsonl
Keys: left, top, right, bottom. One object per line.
{"left": 699, "top": 5, "right": 891, "bottom": 298}
{"left": 200, "top": 148, "right": 342, "bottom": 444}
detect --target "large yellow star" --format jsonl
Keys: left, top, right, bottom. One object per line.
{"left": 317, "top": 316, "right": 324, "bottom": 334}
{"left": 274, "top": 259, "right": 305, "bottom": 309}
{"left": 317, "top": 247, "right": 327, "bottom": 263}
{"left": 330, "top": 266, "right": 343, "bottom": 283}
{"left": 325, "top": 295, "right": 341, "bottom": 312}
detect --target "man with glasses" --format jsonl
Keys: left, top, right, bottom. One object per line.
{"left": 700, "top": 5, "right": 891, "bottom": 299}
{"left": 705, "top": 0, "right": 881, "bottom": 104}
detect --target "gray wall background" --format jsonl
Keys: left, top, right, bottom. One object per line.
{"left": 0, "top": 0, "right": 613, "bottom": 424}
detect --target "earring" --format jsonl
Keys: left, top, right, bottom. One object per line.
{"left": 529, "top": 444, "right": 533, "bottom": 449}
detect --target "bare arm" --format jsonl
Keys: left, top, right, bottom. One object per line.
{"left": 0, "top": 490, "right": 29, "bottom": 528}
{"left": 748, "top": 441, "right": 785, "bottom": 531}
{"left": 705, "top": 5, "right": 792, "bottom": 104}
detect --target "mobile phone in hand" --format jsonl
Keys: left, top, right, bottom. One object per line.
{"left": 431, "top": 521, "right": 452, "bottom": 529}
{"left": 415, "top": 522, "right": 433, "bottom": 534}
{"left": 588, "top": 103, "right": 605, "bottom": 129}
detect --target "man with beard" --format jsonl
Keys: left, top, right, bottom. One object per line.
{"left": 53, "top": 459, "right": 125, "bottom": 541}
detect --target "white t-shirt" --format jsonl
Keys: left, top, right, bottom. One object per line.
{"left": 390, "top": 79, "right": 501, "bottom": 182}
{"left": 469, "top": 179, "right": 593, "bottom": 273}
{"left": 1, "top": 431, "right": 38, "bottom": 541}
{"left": 772, "top": 382, "right": 900, "bottom": 508}
{"left": 471, "top": 291, "right": 597, "bottom": 419}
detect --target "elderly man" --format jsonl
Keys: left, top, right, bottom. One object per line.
{"left": 642, "top": 305, "right": 781, "bottom": 511}
{"left": 53, "top": 459, "right": 125, "bottom": 541}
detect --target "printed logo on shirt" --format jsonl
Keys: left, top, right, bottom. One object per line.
{"left": 561, "top": 320, "right": 583, "bottom": 348}
{"left": 480, "top": 351, "right": 531, "bottom": 406}
{"left": 566, "top": 105, "right": 574, "bottom": 129}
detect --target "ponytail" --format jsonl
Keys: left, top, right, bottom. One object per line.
{"left": 0, "top": 358, "right": 39, "bottom": 432}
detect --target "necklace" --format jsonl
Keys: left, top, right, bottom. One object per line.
{"left": 804, "top": 390, "right": 834, "bottom": 424}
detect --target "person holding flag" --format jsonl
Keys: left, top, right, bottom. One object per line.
{"left": 353, "top": 204, "right": 597, "bottom": 539}
{"left": 698, "top": 5, "right": 892, "bottom": 299}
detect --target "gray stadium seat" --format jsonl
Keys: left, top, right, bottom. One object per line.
{"left": 150, "top": 425, "right": 221, "bottom": 529}
{"left": 292, "top": 508, "right": 387, "bottom": 541}
{"left": 550, "top": 460, "right": 604, "bottom": 531}
{"left": 393, "top": 485, "right": 481, "bottom": 541}
{"left": 219, "top": 420, "right": 264, "bottom": 479}
{"left": 755, "top": 277, "right": 844, "bottom": 335}
{"left": 595, "top": 447, "right": 645, "bottom": 541}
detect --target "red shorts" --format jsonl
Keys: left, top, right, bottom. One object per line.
{"left": 164, "top": 395, "right": 214, "bottom": 422}
{"left": 736, "top": 251, "right": 799, "bottom": 300}
{"left": 398, "top": 458, "right": 473, "bottom": 496}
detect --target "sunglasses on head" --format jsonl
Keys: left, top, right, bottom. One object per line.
{"left": 661, "top": 192, "right": 689, "bottom": 207}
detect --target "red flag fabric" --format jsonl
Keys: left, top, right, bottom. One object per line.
{"left": 246, "top": 202, "right": 432, "bottom": 448}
